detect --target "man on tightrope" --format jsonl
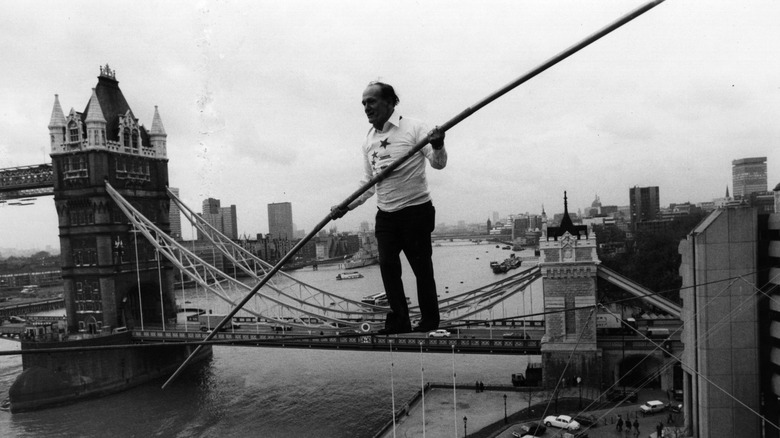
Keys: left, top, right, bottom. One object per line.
{"left": 332, "top": 81, "right": 447, "bottom": 335}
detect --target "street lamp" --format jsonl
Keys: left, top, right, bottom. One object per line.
{"left": 577, "top": 376, "right": 582, "bottom": 409}
{"left": 503, "top": 394, "right": 507, "bottom": 424}
{"left": 463, "top": 416, "right": 468, "bottom": 438}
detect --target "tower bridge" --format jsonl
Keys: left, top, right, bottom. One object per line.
{"left": 2, "top": 65, "right": 683, "bottom": 413}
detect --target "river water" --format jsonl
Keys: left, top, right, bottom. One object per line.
{"left": 0, "top": 241, "right": 542, "bottom": 438}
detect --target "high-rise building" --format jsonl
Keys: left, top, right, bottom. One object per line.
{"left": 732, "top": 157, "right": 767, "bottom": 199}
{"left": 629, "top": 186, "right": 660, "bottom": 226}
{"left": 169, "top": 187, "right": 182, "bottom": 240}
{"left": 268, "top": 202, "right": 293, "bottom": 240}
{"left": 202, "top": 197, "right": 221, "bottom": 215}
{"left": 198, "top": 198, "right": 238, "bottom": 240}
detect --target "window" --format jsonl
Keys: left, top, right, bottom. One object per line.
{"left": 132, "top": 130, "right": 139, "bottom": 149}
{"left": 69, "top": 121, "right": 79, "bottom": 142}
{"left": 123, "top": 130, "right": 131, "bottom": 149}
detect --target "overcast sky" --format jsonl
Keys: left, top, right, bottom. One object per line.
{"left": 1, "top": 0, "right": 778, "bottom": 251}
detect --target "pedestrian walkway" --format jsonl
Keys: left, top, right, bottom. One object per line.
{"left": 377, "top": 385, "right": 687, "bottom": 438}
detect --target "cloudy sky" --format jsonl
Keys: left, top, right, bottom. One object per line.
{"left": 1, "top": 0, "right": 778, "bottom": 251}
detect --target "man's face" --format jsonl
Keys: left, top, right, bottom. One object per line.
{"left": 362, "top": 85, "right": 394, "bottom": 129}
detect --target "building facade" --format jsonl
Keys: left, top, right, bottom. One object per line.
{"left": 732, "top": 157, "right": 767, "bottom": 199}
{"left": 677, "top": 206, "right": 779, "bottom": 437}
{"left": 629, "top": 185, "right": 660, "bottom": 227}
{"left": 198, "top": 198, "right": 238, "bottom": 240}
{"left": 268, "top": 202, "right": 293, "bottom": 240}
{"left": 168, "top": 187, "right": 182, "bottom": 240}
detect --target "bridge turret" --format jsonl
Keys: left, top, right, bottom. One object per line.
{"left": 539, "top": 192, "right": 600, "bottom": 388}
{"left": 84, "top": 88, "right": 107, "bottom": 149}
{"left": 50, "top": 64, "right": 174, "bottom": 335}
{"left": 48, "top": 94, "right": 67, "bottom": 153}
{"left": 149, "top": 106, "right": 167, "bottom": 157}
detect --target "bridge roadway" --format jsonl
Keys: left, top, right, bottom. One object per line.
{"left": 131, "top": 326, "right": 543, "bottom": 355}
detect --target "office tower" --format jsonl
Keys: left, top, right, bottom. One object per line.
{"left": 202, "top": 198, "right": 221, "bottom": 215}
{"left": 629, "top": 186, "right": 660, "bottom": 225}
{"left": 199, "top": 197, "right": 238, "bottom": 240}
{"left": 268, "top": 202, "right": 294, "bottom": 240}
{"left": 169, "top": 187, "right": 182, "bottom": 240}
{"left": 732, "top": 157, "right": 767, "bottom": 199}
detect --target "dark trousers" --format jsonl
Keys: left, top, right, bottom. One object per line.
{"left": 375, "top": 201, "right": 439, "bottom": 329}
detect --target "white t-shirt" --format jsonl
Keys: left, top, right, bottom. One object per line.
{"left": 350, "top": 111, "right": 447, "bottom": 212}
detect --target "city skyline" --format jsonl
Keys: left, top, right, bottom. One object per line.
{"left": 1, "top": 0, "right": 778, "bottom": 250}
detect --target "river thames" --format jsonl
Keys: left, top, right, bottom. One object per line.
{"left": 0, "top": 241, "right": 543, "bottom": 437}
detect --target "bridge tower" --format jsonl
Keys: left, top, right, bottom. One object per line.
{"left": 49, "top": 64, "right": 174, "bottom": 334}
{"left": 538, "top": 192, "right": 601, "bottom": 388}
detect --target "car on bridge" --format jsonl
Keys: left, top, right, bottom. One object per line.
{"left": 639, "top": 400, "right": 666, "bottom": 416}
{"left": 543, "top": 414, "right": 581, "bottom": 430}
{"left": 428, "top": 329, "right": 451, "bottom": 338}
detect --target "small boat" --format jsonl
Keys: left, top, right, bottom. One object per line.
{"left": 336, "top": 272, "right": 364, "bottom": 280}
{"left": 0, "top": 398, "right": 10, "bottom": 411}
{"left": 344, "top": 248, "right": 379, "bottom": 269}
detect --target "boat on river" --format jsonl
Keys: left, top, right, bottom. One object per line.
{"left": 344, "top": 248, "right": 378, "bottom": 269}
{"left": 491, "top": 254, "right": 522, "bottom": 274}
{"left": 336, "top": 271, "right": 364, "bottom": 280}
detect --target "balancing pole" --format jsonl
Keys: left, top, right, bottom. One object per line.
{"left": 161, "top": 0, "right": 665, "bottom": 389}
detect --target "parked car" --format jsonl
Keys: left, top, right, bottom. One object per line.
{"left": 571, "top": 414, "right": 599, "bottom": 428}
{"left": 543, "top": 414, "right": 581, "bottom": 430}
{"left": 428, "top": 329, "right": 451, "bottom": 338}
{"left": 605, "top": 389, "right": 638, "bottom": 403}
{"left": 668, "top": 402, "right": 683, "bottom": 413}
{"left": 563, "top": 432, "right": 589, "bottom": 438}
{"left": 639, "top": 400, "right": 666, "bottom": 415}
{"left": 515, "top": 423, "right": 547, "bottom": 436}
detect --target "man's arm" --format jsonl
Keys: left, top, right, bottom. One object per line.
{"left": 426, "top": 126, "right": 447, "bottom": 169}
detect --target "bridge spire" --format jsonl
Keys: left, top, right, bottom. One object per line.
{"left": 150, "top": 106, "right": 166, "bottom": 136}
{"left": 48, "top": 94, "right": 67, "bottom": 151}
{"left": 85, "top": 88, "right": 107, "bottom": 148}
{"left": 48, "top": 94, "right": 66, "bottom": 130}
{"left": 149, "top": 106, "right": 167, "bottom": 156}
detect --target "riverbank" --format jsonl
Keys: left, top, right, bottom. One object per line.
{"left": 379, "top": 384, "right": 687, "bottom": 438}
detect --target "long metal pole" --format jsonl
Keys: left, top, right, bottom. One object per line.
{"left": 161, "top": 0, "right": 665, "bottom": 389}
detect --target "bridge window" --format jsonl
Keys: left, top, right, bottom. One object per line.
{"left": 132, "top": 130, "right": 139, "bottom": 150}
{"left": 68, "top": 121, "right": 79, "bottom": 143}
{"left": 123, "top": 129, "right": 131, "bottom": 149}
{"left": 565, "top": 296, "right": 576, "bottom": 335}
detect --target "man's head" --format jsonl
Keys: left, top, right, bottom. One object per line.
{"left": 362, "top": 81, "right": 399, "bottom": 130}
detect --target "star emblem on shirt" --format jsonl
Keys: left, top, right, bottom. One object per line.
{"left": 379, "top": 138, "right": 390, "bottom": 149}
